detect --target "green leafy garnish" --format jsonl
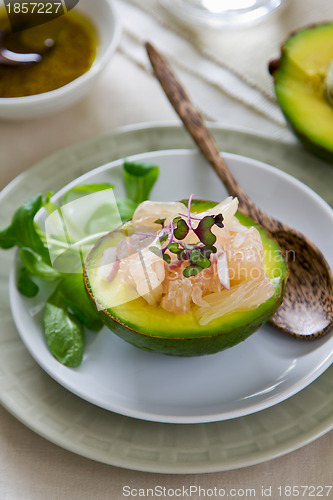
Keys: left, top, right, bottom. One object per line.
{"left": 154, "top": 217, "right": 166, "bottom": 227}
{"left": 149, "top": 195, "right": 224, "bottom": 278}
{"left": 44, "top": 288, "right": 85, "bottom": 368}
{"left": 163, "top": 253, "right": 171, "bottom": 264}
{"left": 183, "top": 265, "right": 202, "bottom": 277}
{"left": 193, "top": 216, "right": 217, "bottom": 246}
{"left": 214, "top": 214, "right": 224, "bottom": 228}
{"left": 16, "top": 267, "right": 39, "bottom": 298}
{"left": 173, "top": 217, "right": 189, "bottom": 240}
{"left": 149, "top": 246, "right": 162, "bottom": 258}
{"left": 196, "top": 258, "right": 211, "bottom": 269}
{"left": 59, "top": 274, "right": 103, "bottom": 332}
{"left": 19, "top": 248, "right": 61, "bottom": 281}
{"left": 167, "top": 242, "right": 182, "bottom": 254}
{"left": 0, "top": 194, "right": 49, "bottom": 261}
{"left": 116, "top": 198, "right": 138, "bottom": 223}
{"left": 123, "top": 160, "right": 159, "bottom": 205}
{"left": 61, "top": 183, "right": 115, "bottom": 204}
{"left": 158, "top": 232, "right": 168, "bottom": 245}
{"left": 1, "top": 161, "right": 160, "bottom": 367}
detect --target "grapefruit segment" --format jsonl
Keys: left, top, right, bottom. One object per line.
{"left": 194, "top": 273, "right": 275, "bottom": 326}
{"left": 113, "top": 197, "right": 273, "bottom": 319}
{"left": 132, "top": 200, "right": 187, "bottom": 227}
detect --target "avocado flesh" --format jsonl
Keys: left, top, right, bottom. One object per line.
{"left": 272, "top": 23, "right": 333, "bottom": 162}
{"left": 84, "top": 201, "right": 288, "bottom": 356}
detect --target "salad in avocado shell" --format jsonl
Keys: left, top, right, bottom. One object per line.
{"left": 0, "top": 160, "right": 287, "bottom": 365}
{"left": 84, "top": 197, "right": 288, "bottom": 357}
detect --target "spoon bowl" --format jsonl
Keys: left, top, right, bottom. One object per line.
{"left": 0, "top": 28, "right": 54, "bottom": 66}
{"left": 146, "top": 42, "right": 333, "bottom": 339}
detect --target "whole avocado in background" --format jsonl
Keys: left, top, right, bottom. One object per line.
{"left": 269, "top": 22, "right": 333, "bottom": 163}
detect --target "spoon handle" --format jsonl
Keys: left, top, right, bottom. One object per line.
{"left": 146, "top": 42, "right": 333, "bottom": 339}
{"left": 146, "top": 42, "right": 281, "bottom": 232}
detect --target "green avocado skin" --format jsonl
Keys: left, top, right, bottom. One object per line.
{"left": 92, "top": 285, "right": 285, "bottom": 356}
{"left": 285, "top": 120, "right": 333, "bottom": 164}
{"left": 84, "top": 200, "right": 288, "bottom": 357}
{"left": 271, "top": 22, "right": 333, "bottom": 163}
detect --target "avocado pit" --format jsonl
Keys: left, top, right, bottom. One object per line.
{"left": 324, "top": 60, "right": 333, "bottom": 106}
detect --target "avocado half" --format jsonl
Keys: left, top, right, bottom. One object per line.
{"left": 270, "top": 22, "right": 333, "bottom": 162}
{"left": 84, "top": 201, "right": 288, "bottom": 356}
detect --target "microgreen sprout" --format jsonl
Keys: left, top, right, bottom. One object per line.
{"left": 149, "top": 196, "right": 224, "bottom": 278}
{"left": 154, "top": 217, "right": 166, "bottom": 228}
{"left": 168, "top": 218, "right": 174, "bottom": 245}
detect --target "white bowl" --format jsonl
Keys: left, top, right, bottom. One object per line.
{"left": 0, "top": 0, "right": 121, "bottom": 120}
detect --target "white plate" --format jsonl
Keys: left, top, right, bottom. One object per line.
{"left": 9, "top": 149, "right": 333, "bottom": 424}
{"left": 1, "top": 124, "right": 332, "bottom": 472}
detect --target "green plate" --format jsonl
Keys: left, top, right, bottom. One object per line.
{"left": 0, "top": 123, "right": 332, "bottom": 473}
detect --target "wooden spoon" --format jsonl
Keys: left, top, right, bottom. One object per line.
{"left": 146, "top": 41, "right": 333, "bottom": 339}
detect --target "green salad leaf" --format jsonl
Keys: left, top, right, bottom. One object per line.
{"left": 61, "top": 183, "right": 115, "bottom": 204}
{"left": 59, "top": 273, "right": 103, "bottom": 332}
{"left": 116, "top": 197, "right": 138, "bottom": 222}
{"left": 0, "top": 194, "right": 49, "bottom": 261}
{"left": 16, "top": 267, "right": 39, "bottom": 298}
{"left": 19, "top": 248, "right": 61, "bottom": 281}
{"left": 123, "top": 160, "right": 159, "bottom": 205}
{"left": 44, "top": 288, "right": 85, "bottom": 368}
{"left": 0, "top": 160, "right": 159, "bottom": 367}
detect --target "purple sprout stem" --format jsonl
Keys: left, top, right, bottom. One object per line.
{"left": 177, "top": 240, "right": 191, "bottom": 261}
{"left": 167, "top": 219, "right": 175, "bottom": 246}
{"left": 135, "top": 232, "right": 157, "bottom": 238}
{"left": 187, "top": 194, "right": 194, "bottom": 230}
{"left": 178, "top": 194, "right": 203, "bottom": 227}
{"left": 178, "top": 213, "right": 202, "bottom": 221}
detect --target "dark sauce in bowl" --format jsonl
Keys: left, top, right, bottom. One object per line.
{"left": 0, "top": 10, "right": 98, "bottom": 98}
